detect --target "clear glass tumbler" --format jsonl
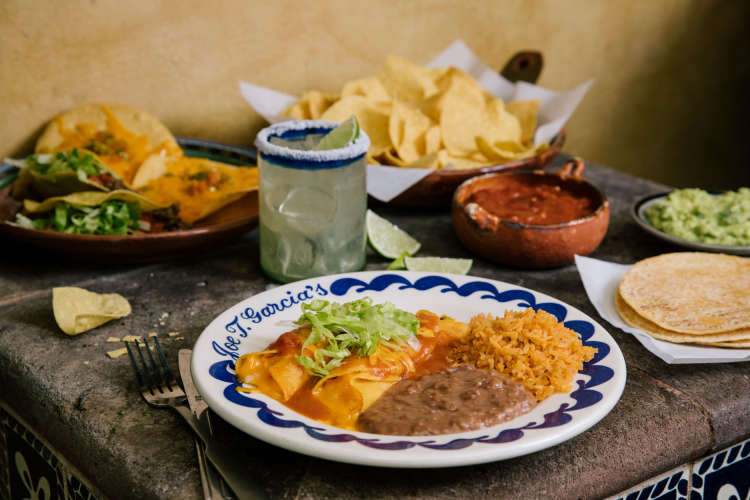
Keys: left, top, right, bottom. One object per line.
{"left": 254, "top": 120, "right": 370, "bottom": 283}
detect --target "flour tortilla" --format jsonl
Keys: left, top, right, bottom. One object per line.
{"left": 618, "top": 252, "right": 750, "bottom": 334}
{"left": 615, "top": 290, "right": 750, "bottom": 347}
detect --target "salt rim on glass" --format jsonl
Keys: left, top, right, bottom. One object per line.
{"left": 254, "top": 120, "right": 371, "bottom": 166}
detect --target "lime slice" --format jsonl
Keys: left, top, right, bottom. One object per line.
{"left": 386, "top": 251, "right": 409, "bottom": 270}
{"left": 366, "top": 210, "right": 421, "bottom": 259}
{"left": 404, "top": 257, "right": 473, "bottom": 275}
{"left": 314, "top": 116, "right": 360, "bottom": 150}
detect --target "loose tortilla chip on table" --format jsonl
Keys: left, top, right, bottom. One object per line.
{"left": 53, "top": 287, "right": 131, "bottom": 335}
{"left": 35, "top": 103, "right": 182, "bottom": 185}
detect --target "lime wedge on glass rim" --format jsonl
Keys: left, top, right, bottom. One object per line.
{"left": 314, "top": 116, "right": 360, "bottom": 150}
{"left": 366, "top": 210, "right": 421, "bottom": 259}
{"left": 404, "top": 257, "right": 473, "bottom": 275}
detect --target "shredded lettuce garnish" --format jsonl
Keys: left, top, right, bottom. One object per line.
{"left": 294, "top": 298, "right": 419, "bottom": 377}
{"left": 21, "top": 200, "right": 142, "bottom": 235}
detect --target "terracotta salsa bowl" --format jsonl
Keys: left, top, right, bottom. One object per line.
{"left": 451, "top": 158, "right": 609, "bottom": 269}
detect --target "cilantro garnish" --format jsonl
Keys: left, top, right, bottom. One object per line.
{"left": 294, "top": 298, "right": 418, "bottom": 377}
{"left": 26, "top": 149, "right": 106, "bottom": 179}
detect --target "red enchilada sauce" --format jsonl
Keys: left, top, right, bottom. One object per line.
{"left": 467, "top": 178, "right": 596, "bottom": 225}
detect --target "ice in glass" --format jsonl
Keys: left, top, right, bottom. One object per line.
{"left": 254, "top": 120, "right": 370, "bottom": 283}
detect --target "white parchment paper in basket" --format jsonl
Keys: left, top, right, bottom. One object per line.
{"left": 239, "top": 40, "right": 593, "bottom": 202}
{"left": 575, "top": 255, "right": 750, "bottom": 364}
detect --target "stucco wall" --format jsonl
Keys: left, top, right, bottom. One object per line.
{"left": 1, "top": 0, "right": 748, "bottom": 189}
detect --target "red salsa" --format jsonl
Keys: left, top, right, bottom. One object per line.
{"left": 467, "top": 178, "right": 596, "bottom": 225}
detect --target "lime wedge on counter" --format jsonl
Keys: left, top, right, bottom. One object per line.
{"left": 366, "top": 210, "right": 421, "bottom": 259}
{"left": 404, "top": 257, "right": 473, "bottom": 275}
{"left": 314, "top": 116, "right": 360, "bottom": 150}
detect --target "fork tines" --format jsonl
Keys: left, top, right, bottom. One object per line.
{"left": 125, "top": 336, "right": 178, "bottom": 394}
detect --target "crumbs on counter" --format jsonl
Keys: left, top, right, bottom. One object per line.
{"left": 175, "top": 337, "right": 184, "bottom": 341}
{"left": 106, "top": 337, "right": 121, "bottom": 343}
{"left": 168, "top": 332, "right": 180, "bottom": 337}
{"left": 83, "top": 361, "right": 90, "bottom": 365}
{"left": 148, "top": 331, "right": 158, "bottom": 337}
{"left": 160, "top": 312, "right": 170, "bottom": 319}
{"left": 122, "top": 335, "right": 142, "bottom": 343}
{"left": 106, "top": 347, "right": 128, "bottom": 359}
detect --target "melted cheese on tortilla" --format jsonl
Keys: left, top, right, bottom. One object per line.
{"left": 234, "top": 310, "right": 468, "bottom": 430}
{"left": 52, "top": 106, "right": 181, "bottom": 184}
{"left": 136, "top": 156, "right": 259, "bottom": 223}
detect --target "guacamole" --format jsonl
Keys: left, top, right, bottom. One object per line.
{"left": 645, "top": 188, "right": 750, "bottom": 246}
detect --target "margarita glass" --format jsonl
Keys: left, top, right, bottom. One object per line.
{"left": 255, "top": 120, "right": 370, "bottom": 283}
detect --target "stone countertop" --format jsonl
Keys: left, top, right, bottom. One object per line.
{"left": 1, "top": 155, "right": 748, "bottom": 499}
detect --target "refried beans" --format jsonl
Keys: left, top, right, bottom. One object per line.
{"left": 358, "top": 364, "right": 536, "bottom": 435}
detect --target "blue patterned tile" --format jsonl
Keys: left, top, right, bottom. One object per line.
{"left": 690, "top": 438, "right": 750, "bottom": 500}
{"left": 609, "top": 466, "right": 690, "bottom": 500}
{"left": 0, "top": 406, "right": 64, "bottom": 500}
{"left": 0, "top": 404, "right": 103, "bottom": 500}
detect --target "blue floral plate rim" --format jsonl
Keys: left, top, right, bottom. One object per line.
{"left": 191, "top": 271, "right": 627, "bottom": 468}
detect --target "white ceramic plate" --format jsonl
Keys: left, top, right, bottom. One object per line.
{"left": 191, "top": 271, "right": 626, "bottom": 468}
{"left": 632, "top": 192, "right": 750, "bottom": 256}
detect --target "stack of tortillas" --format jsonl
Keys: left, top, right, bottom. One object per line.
{"left": 616, "top": 252, "right": 750, "bottom": 348}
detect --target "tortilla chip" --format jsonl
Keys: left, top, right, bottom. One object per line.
{"left": 24, "top": 190, "right": 167, "bottom": 214}
{"left": 320, "top": 95, "right": 392, "bottom": 156}
{"left": 506, "top": 100, "right": 540, "bottom": 145}
{"left": 378, "top": 149, "right": 407, "bottom": 167}
{"left": 282, "top": 90, "right": 339, "bottom": 120}
{"left": 476, "top": 137, "right": 539, "bottom": 162}
{"left": 388, "top": 101, "right": 434, "bottom": 164}
{"left": 402, "top": 151, "right": 440, "bottom": 170}
{"left": 133, "top": 156, "right": 259, "bottom": 223}
{"left": 618, "top": 252, "right": 750, "bottom": 334}
{"left": 437, "top": 150, "right": 489, "bottom": 170}
{"left": 35, "top": 103, "right": 181, "bottom": 185}
{"left": 377, "top": 55, "right": 439, "bottom": 105}
{"left": 283, "top": 57, "right": 547, "bottom": 170}
{"left": 53, "top": 287, "right": 131, "bottom": 335}
{"left": 341, "top": 77, "right": 391, "bottom": 103}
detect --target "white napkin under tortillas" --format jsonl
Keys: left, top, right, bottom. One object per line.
{"left": 575, "top": 255, "right": 750, "bottom": 364}
{"left": 240, "top": 40, "right": 593, "bottom": 202}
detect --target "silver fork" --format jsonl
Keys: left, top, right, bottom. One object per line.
{"left": 125, "top": 337, "right": 229, "bottom": 499}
